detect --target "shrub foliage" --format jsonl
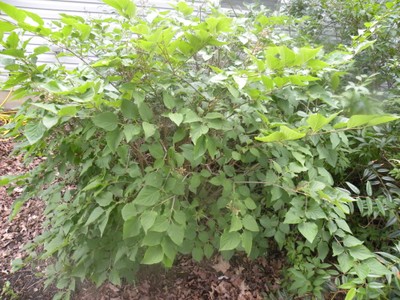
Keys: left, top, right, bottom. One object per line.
{"left": 0, "top": 1, "right": 399, "bottom": 299}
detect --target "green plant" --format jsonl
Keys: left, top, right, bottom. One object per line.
{"left": 0, "top": 1, "right": 399, "bottom": 299}
{"left": 1, "top": 280, "right": 19, "bottom": 300}
{"left": 282, "top": 0, "right": 400, "bottom": 93}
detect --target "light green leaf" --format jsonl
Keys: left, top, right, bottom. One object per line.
{"left": 42, "top": 116, "right": 59, "bottom": 129}
{"left": 219, "top": 231, "right": 241, "bottom": 251}
{"left": 229, "top": 215, "right": 242, "bottom": 232}
{"left": 233, "top": 75, "right": 247, "bottom": 90}
{"left": 106, "top": 129, "right": 123, "bottom": 153}
{"left": 163, "top": 92, "right": 175, "bottom": 109}
{"left": 242, "top": 215, "right": 259, "bottom": 232}
{"left": 58, "top": 106, "right": 77, "bottom": 117}
{"left": 121, "top": 202, "right": 136, "bottom": 221}
{"left": 367, "top": 115, "right": 399, "bottom": 126}
{"left": 295, "top": 47, "right": 322, "bottom": 65}
{"left": 256, "top": 126, "right": 306, "bottom": 143}
{"left": 93, "top": 112, "right": 118, "bottom": 131}
{"left": 307, "top": 112, "right": 339, "bottom": 132}
{"left": 85, "top": 207, "right": 104, "bottom": 226}
{"left": 244, "top": 198, "right": 257, "bottom": 210}
{"left": 338, "top": 252, "right": 354, "bottom": 273}
{"left": 354, "top": 263, "right": 370, "bottom": 279}
{"left": 190, "top": 124, "right": 209, "bottom": 145}
{"left": 167, "top": 223, "right": 185, "bottom": 246}
{"left": 134, "top": 186, "right": 161, "bottom": 206}
{"left": 121, "top": 99, "right": 136, "bottom": 119}
{"left": 123, "top": 218, "right": 140, "bottom": 239}
{"left": 348, "top": 245, "right": 374, "bottom": 260}
{"left": 343, "top": 235, "right": 363, "bottom": 248}
{"left": 96, "top": 191, "right": 113, "bottom": 207}
{"left": 24, "top": 122, "right": 46, "bottom": 145}
{"left": 336, "top": 219, "right": 352, "bottom": 233}
{"left": 140, "top": 211, "right": 158, "bottom": 233}
{"left": 241, "top": 231, "right": 253, "bottom": 255}
{"left": 298, "top": 222, "right": 318, "bottom": 243}
{"left": 284, "top": 207, "right": 303, "bottom": 224}
{"left": 141, "top": 245, "right": 164, "bottom": 264}
{"left": 192, "top": 247, "right": 203, "bottom": 262}
{"left": 123, "top": 124, "right": 141, "bottom": 142}
{"left": 345, "top": 288, "right": 357, "bottom": 300}
{"left": 168, "top": 113, "right": 184, "bottom": 126}
{"left": 142, "top": 122, "right": 156, "bottom": 140}
{"left": 0, "top": 2, "right": 26, "bottom": 22}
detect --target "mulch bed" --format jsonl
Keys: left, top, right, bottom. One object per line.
{"left": 0, "top": 136, "right": 284, "bottom": 300}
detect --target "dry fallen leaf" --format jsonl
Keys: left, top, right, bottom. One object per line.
{"left": 212, "top": 255, "right": 231, "bottom": 273}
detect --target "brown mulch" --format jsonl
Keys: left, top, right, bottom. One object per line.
{"left": 0, "top": 136, "right": 284, "bottom": 300}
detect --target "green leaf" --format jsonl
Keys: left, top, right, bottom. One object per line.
{"left": 93, "top": 112, "right": 118, "bottom": 131}
{"left": 294, "top": 47, "right": 322, "bottom": 65}
{"left": 141, "top": 245, "right": 164, "bottom": 264}
{"left": 102, "top": 0, "right": 136, "bottom": 19}
{"left": 106, "top": 129, "right": 123, "bottom": 153}
{"left": 148, "top": 142, "right": 164, "bottom": 159}
{"left": 0, "top": 2, "right": 26, "bottom": 22}
{"left": 233, "top": 75, "right": 247, "bottom": 90}
{"left": 346, "top": 114, "right": 399, "bottom": 128}
{"left": 256, "top": 126, "right": 305, "bottom": 143}
{"left": 138, "top": 103, "right": 153, "bottom": 121}
{"left": 343, "top": 236, "right": 363, "bottom": 248}
{"left": 168, "top": 113, "right": 184, "bottom": 126}
{"left": 140, "top": 211, "right": 158, "bottom": 233}
{"left": 307, "top": 112, "right": 339, "bottom": 132}
{"left": 192, "top": 247, "right": 203, "bottom": 262}
{"left": 348, "top": 245, "right": 374, "bottom": 260}
{"left": 121, "top": 99, "right": 136, "bottom": 119}
{"left": 134, "top": 186, "right": 161, "bottom": 206}
{"left": 284, "top": 207, "right": 302, "bottom": 224}
{"left": 123, "top": 124, "right": 141, "bottom": 142}
{"left": 229, "top": 215, "right": 242, "bottom": 232}
{"left": 123, "top": 218, "right": 140, "bottom": 239}
{"left": 190, "top": 124, "right": 209, "bottom": 145}
{"left": 338, "top": 252, "right": 354, "bottom": 273}
{"left": 244, "top": 198, "right": 257, "bottom": 210}
{"left": 336, "top": 219, "right": 352, "bottom": 233}
{"left": 43, "top": 116, "right": 59, "bottom": 129}
{"left": 163, "top": 92, "right": 175, "bottom": 109}
{"left": 24, "top": 122, "right": 46, "bottom": 144}
{"left": 354, "top": 263, "right": 370, "bottom": 280}
{"left": 345, "top": 288, "right": 357, "bottom": 300}
{"left": 142, "top": 122, "right": 156, "bottom": 140}
{"left": 58, "top": 106, "right": 77, "bottom": 117}
{"left": 167, "top": 223, "right": 185, "bottom": 246}
{"left": 85, "top": 207, "right": 104, "bottom": 226}
{"left": 96, "top": 191, "right": 113, "bottom": 207}
{"left": 242, "top": 215, "right": 259, "bottom": 232}
{"left": 219, "top": 231, "right": 241, "bottom": 251}
{"left": 346, "top": 182, "right": 360, "bottom": 194}
{"left": 121, "top": 202, "right": 136, "bottom": 221}
{"left": 298, "top": 222, "right": 318, "bottom": 243}
{"left": 241, "top": 231, "right": 253, "bottom": 255}
{"left": 366, "top": 181, "right": 372, "bottom": 197}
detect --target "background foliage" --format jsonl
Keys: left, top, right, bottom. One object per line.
{"left": 0, "top": 0, "right": 400, "bottom": 299}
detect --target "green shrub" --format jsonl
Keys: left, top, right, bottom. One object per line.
{"left": 0, "top": 1, "right": 399, "bottom": 299}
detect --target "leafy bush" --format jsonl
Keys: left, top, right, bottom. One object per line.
{"left": 282, "top": 0, "right": 400, "bottom": 92}
{"left": 0, "top": 1, "right": 399, "bottom": 299}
